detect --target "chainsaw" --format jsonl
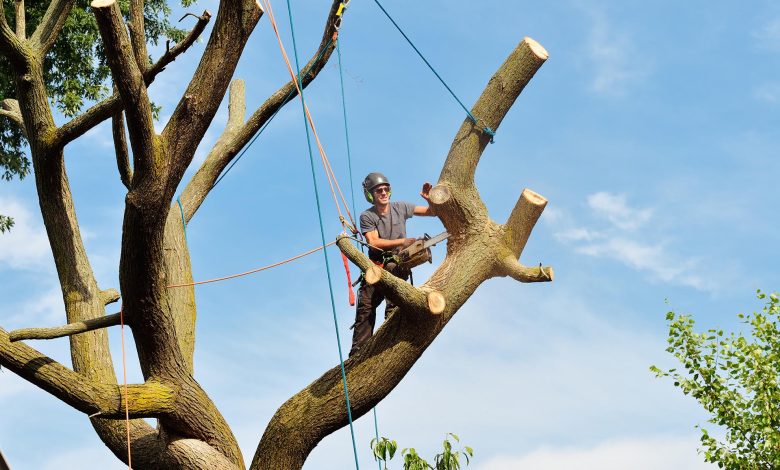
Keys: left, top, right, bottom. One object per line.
{"left": 397, "top": 231, "right": 450, "bottom": 271}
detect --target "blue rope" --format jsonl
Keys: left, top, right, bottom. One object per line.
{"left": 336, "top": 41, "right": 359, "bottom": 229}
{"left": 176, "top": 196, "right": 188, "bottom": 242}
{"left": 371, "top": 0, "right": 495, "bottom": 143}
{"left": 211, "top": 39, "right": 336, "bottom": 190}
{"left": 285, "top": 2, "right": 360, "bottom": 469}
{"left": 336, "top": 35, "right": 381, "bottom": 470}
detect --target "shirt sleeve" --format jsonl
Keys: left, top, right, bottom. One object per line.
{"left": 360, "top": 211, "right": 377, "bottom": 234}
{"left": 403, "top": 201, "right": 416, "bottom": 219}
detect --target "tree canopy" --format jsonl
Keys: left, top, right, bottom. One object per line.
{"left": 653, "top": 292, "right": 780, "bottom": 469}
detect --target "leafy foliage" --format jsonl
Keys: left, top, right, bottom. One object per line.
{"left": 651, "top": 291, "right": 780, "bottom": 469}
{"left": 0, "top": 0, "right": 194, "bottom": 230}
{"left": 0, "top": 214, "right": 13, "bottom": 233}
{"left": 371, "top": 434, "right": 473, "bottom": 470}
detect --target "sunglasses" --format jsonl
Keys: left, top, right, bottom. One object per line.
{"left": 373, "top": 187, "right": 391, "bottom": 194}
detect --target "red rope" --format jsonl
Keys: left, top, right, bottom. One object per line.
{"left": 166, "top": 241, "right": 337, "bottom": 288}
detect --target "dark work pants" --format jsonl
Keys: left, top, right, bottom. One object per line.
{"left": 349, "top": 264, "right": 408, "bottom": 356}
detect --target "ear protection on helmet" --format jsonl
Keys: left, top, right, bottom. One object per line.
{"left": 362, "top": 172, "right": 391, "bottom": 203}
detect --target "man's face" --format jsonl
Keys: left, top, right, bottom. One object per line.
{"left": 373, "top": 184, "right": 391, "bottom": 204}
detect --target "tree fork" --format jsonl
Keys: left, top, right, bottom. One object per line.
{"left": 254, "top": 36, "right": 552, "bottom": 469}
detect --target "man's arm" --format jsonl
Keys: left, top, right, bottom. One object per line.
{"left": 364, "top": 230, "right": 415, "bottom": 250}
{"left": 414, "top": 182, "right": 434, "bottom": 216}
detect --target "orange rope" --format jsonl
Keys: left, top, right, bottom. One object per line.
{"left": 167, "top": 241, "right": 337, "bottom": 288}
{"left": 119, "top": 305, "right": 132, "bottom": 469}
{"left": 260, "top": 0, "right": 357, "bottom": 230}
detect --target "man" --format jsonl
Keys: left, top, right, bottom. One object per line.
{"left": 350, "top": 172, "right": 433, "bottom": 356}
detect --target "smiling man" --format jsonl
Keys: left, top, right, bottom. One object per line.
{"left": 349, "top": 172, "right": 434, "bottom": 356}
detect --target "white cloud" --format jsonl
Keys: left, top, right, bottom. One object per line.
{"left": 5, "top": 285, "right": 65, "bottom": 328}
{"left": 754, "top": 82, "right": 780, "bottom": 104}
{"left": 753, "top": 18, "right": 780, "bottom": 51}
{"left": 477, "top": 435, "right": 713, "bottom": 470}
{"left": 0, "top": 196, "right": 52, "bottom": 271}
{"left": 548, "top": 193, "right": 714, "bottom": 291}
{"left": 587, "top": 192, "right": 653, "bottom": 231}
{"left": 581, "top": 8, "right": 648, "bottom": 96}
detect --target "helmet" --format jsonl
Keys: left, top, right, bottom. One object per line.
{"left": 362, "top": 172, "right": 391, "bottom": 203}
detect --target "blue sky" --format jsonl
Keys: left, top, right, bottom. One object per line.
{"left": 1, "top": 0, "right": 780, "bottom": 468}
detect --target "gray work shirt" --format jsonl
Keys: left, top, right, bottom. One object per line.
{"left": 360, "top": 201, "right": 416, "bottom": 261}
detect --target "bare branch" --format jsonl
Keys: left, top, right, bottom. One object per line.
{"left": 145, "top": 11, "right": 211, "bottom": 78}
{"left": 504, "top": 188, "right": 547, "bottom": 257}
{"left": 337, "top": 235, "right": 445, "bottom": 315}
{"left": 112, "top": 112, "right": 133, "bottom": 188}
{"left": 0, "top": 99, "right": 26, "bottom": 136}
{"left": 55, "top": 13, "right": 211, "bottom": 148}
{"left": 0, "top": 328, "right": 177, "bottom": 418}
{"left": 500, "top": 257, "right": 554, "bottom": 283}
{"left": 180, "top": 0, "right": 342, "bottom": 221}
{"left": 91, "top": 0, "right": 156, "bottom": 180}
{"left": 29, "top": 0, "right": 75, "bottom": 54}
{"left": 9, "top": 312, "right": 122, "bottom": 341}
{"left": 15, "top": 0, "right": 25, "bottom": 39}
{"left": 128, "top": 0, "right": 149, "bottom": 72}
{"left": 440, "top": 37, "right": 548, "bottom": 188}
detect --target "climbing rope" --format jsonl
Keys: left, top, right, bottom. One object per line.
{"left": 334, "top": 28, "right": 382, "bottom": 468}
{"left": 166, "top": 241, "right": 337, "bottom": 288}
{"left": 370, "top": 0, "right": 496, "bottom": 142}
{"left": 211, "top": 36, "right": 337, "bottom": 190}
{"left": 261, "top": 0, "right": 360, "bottom": 467}
{"left": 261, "top": 0, "right": 358, "bottom": 232}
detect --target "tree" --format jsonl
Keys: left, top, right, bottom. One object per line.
{"left": 0, "top": 0, "right": 553, "bottom": 468}
{"left": 652, "top": 292, "right": 780, "bottom": 469}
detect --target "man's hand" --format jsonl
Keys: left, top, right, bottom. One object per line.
{"left": 401, "top": 237, "right": 416, "bottom": 249}
{"left": 420, "top": 182, "right": 432, "bottom": 202}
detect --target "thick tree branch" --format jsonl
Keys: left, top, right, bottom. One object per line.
{"left": 440, "top": 37, "right": 548, "bottom": 189}
{"left": 0, "top": 12, "right": 27, "bottom": 67}
{"left": 92, "top": 0, "right": 156, "bottom": 183}
{"left": 112, "top": 112, "right": 133, "bottom": 188}
{"left": 0, "top": 328, "right": 177, "bottom": 418}
{"left": 337, "top": 235, "right": 446, "bottom": 314}
{"left": 161, "top": 0, "right": 263, "bottom": 186}
{"left": 55, "top": 13, "right": 211, "bottom": 148}
{"left": 29, "top": 0, "right": 74, "bottom": 54}
{"left": 180, "top": 0, "right": 342, "bottom": 221}
{"left": 15, "top": 0, "right": 25, "bottom": 39}
{"left": 128, "top": 0, "right": 149, "bottom": 72}
{"left": 500, "top": 257, "right": 553, "bottom": 283}
{"left": 504, "top": 188, "right": 547, "bottom": 257}
{"left": 0, "top": 99, "right": 25, "bottom": 136}
{"left": 9, "top": 312, "right": 122, "bottom": 341}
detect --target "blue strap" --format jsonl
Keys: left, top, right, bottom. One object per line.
{"left": 285, "top": 2, "right": 360, "bottom": 469}
{"left": 176, "top": 196, "right": 188, "bottom": 242}
{"left": 371, "top": 0, "right": 496, "bottom": 143}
